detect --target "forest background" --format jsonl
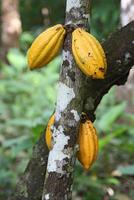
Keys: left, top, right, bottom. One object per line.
{"left": 0, "top": 0, "right": 134, "bottom": 199}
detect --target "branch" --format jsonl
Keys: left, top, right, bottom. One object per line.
{"left": 83, "top": 20, "right": 134, "bottom": 120}
{"left": 12, "top": 20, "right": 134, "bottom": 200}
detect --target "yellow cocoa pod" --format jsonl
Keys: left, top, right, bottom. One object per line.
{"left": 45, "top": 113, "right": 98, "bottom": 170}
{"left": 27, "top": 24, "right": 66, "bottom": 69}
{"left": 45, "top": 114, "right": 55, "bottom": 149}
{"left": 72, "top": 28, "right": 107, "bottom": 79}
{"left": 77, "top": 119, "right": 98, "bottom": 170}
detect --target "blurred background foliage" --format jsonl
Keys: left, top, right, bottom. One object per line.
{"left": 0, "top": 0, "right": 134, "bottom": 200}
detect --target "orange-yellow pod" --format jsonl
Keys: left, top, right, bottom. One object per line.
{"left": 45, "top": 114, "right": 98, "bottom": 170}
{"left": 72, "top": 28, "right": 107, "bottom": 79}
{"left": 27, "top": 24, "right": 66, "bottom": 69}
{"left": 45, "top": 114, "right": 55, "bottom": 150}
{"left": 77, "top": 119, "right": 98, "bottom": 170}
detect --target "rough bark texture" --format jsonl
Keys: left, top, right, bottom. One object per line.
{"left": 84, "top": 20, "right": 134, "bottom": 118}
{"left": 11, "top": 133, "right": 49, "bottom": 200}
{"left": 42, "top": 1, "right": 91, "bottom": 199}
{"left": 11, "top": 19, "right": 134, "bottom": 200}
{"left": 0, "top": 0, "right": 22, "bottom": 62}
{"left": 115, "top": 0, "right": 134, "bottom": 113}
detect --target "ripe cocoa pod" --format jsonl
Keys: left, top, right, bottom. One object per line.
{"left": 77, "top": 118, "right": 98, "bottom": 170}
{"left": 72, "top": 28, "right": 107, "bottom": 79}
{"left": 27, "top": 24, "right": 66, "bottom": 69}
{"left": 45, "top": 113, "right": 98, "bottom": 170}
{"left": 45, "top": 114, "right": 54, "bottom": 150}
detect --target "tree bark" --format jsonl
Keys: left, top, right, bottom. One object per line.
{"left": 84, "top": 20, "right": 134, "bottom": 116}
{"left": 116, "top": 0, "right": 134, "bottom": 113}
{"left": 0, "top": 0, "right": 22, "bottom": 62}
{"left": 11, "top": 19, "right": 134, "bottom": 200}
{"left": 42, "top": 1, "right": 91, "bottom": 199}
{"left": 11, "top": 134, "right": 49, "bottom": 200}
{"left": 121, "top": 0, "right": 134, "bottom": 26}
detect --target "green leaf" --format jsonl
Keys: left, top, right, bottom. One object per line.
{"left": 99, "top": 127, "right": 126, "bottom": 149}
{"left": 7, "top": 118, "right": 34, "bottom": 127}
{"left": 7, "top": 48, "right": 27, "bottom": 69}
{"left": 20, "top": 32, "right": 34, "bottom": 44}
{"left": 3, "top": 135, "right": 30, "bottom": 148}
{"left": 106, "top": 177, "right": 120, "bottom": 185}
{"left": 97, "top": 102, "right": 126, "bottom": 131}
{"left": 0, "top": 169, "right": 17, "bottom": 183}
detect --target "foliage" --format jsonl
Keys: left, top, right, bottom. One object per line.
{"left": 91, "top": 0, "right": 120, "bottom": 39}
{"left": 0, "top": 51, "right": 134, "bottom": 200}
{"left": 0, "top": 0, "right": 133, "bottom": 200}
{"left": 74, "top": 87, "right": 134, "bottom": 200}
{"left": 19, "top": 0, "right": 66, "bottom": 30}
{"left": 19, "top": 0, "right": 120, "bottom": 40}
{"left": 0, "top": 48, "right": 60, "bottom": 199}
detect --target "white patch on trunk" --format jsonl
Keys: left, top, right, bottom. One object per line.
{"left": 47, "top": 125, "right": 70, "bottom": 173}
{"left": 55, "top": 82, "right": 75, "bottom": 121}
{"left": 62, "top": 50, "right": 73, "bottom": 69}
{"left": 71, "top": 110, "right": 80, "bottom": 121}
{"left": 83, "top": 14, "right": 89, "bottom": 19}
{"left": 44, "top": 193, "right": 50, "bottom": 200}
{"left": 125, "top": 52, "right": 131, "bottom": 60}
{"left": 65, "top": 21, "right": 72, "bottom": 25}
{"left": 66, "top": 0, "right": 81, "bottom": 12}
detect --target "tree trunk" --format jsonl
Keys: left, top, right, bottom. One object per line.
{"left": 116, "top": 0, "right": 134, "bottom": 113}
{"left": 11, "top": 20, "right": 134, "bottom": 200}
{"left": 42, "top": 0, "right": 91, "bottom": 199}
{"left": 121, "top": 0, "right": 134, "bottom": 25}
{"left": 0, "top": 0, "right": 22, "bottom": 62}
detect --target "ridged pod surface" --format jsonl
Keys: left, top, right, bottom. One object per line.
{"left": 45, "top": 114, "right": 54, "bottom": 150}
{"left": 72, "top": 28, "right": 107, "bottom": 79}
{"left": 27, "top": 24, "right": 66, "bottom": 69}
{"left": 77, "top": 119, "right": 98, "bottom": 170}
{"left": 45, "top": 114, "right": 98, "bottom": 170}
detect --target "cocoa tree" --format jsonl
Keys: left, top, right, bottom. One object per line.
{"left": 115, "top": 0, "right": 134, "bottom": 113}
{"left": 11, "top": 0, "right": 134, "bottom": 200}
{"left": 0, "top": 0, "right": 22, "bottom": 62}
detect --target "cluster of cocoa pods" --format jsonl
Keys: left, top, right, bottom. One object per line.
{"left": 27, "top": 23, "right": 107, "bottom": 170}
{"left": 27, "top": 24, "right": 107, "bottom": 79}
{"left": 45, "top": 113, "right": 98, "bottom": 170}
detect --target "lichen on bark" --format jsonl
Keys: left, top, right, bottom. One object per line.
{"left": 11, "top": 4, "right": 134, "bottom": 200}
{"left": 42, "top": 1, "right": 91, "bottom": 199}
